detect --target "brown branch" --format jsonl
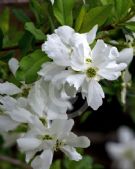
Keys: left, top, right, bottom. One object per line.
{"left": 0, "top": 155, "right": 32, "bottom": 169}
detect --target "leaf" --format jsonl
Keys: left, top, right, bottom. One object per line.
{"left": 0, "top": 8, "right": 10, "bottom": 34}
{"left": 19, "top": 31, "right": 35, "bottom": 56}
{"left": 16, "top": 49, "right": 50, "bottom": 83}
{"left": 29, "top": 0, "right": 47, "bottom": 25}
{"left": 125, "top": 22, "right": 135, "bottom": 32}
{"left": 75, "top": 5, "right": 88, "bottom": 32}
{"left": 53, "top": 0, "right": 75, "bottom": 26}
{"left": 114, "top": 0, "right": 133, "bottom": 21}
{"left": 0, "top": 29, "right": 4, "bottom": 50}
{"left": 0, "top": 51, "right": 15, "bottom": 62}
{"left": 25, "top": 22, "right": 46, "bottom": 40}
{"left": 100, "top": 0, "right": 114, "bottom": 5}
{"left": 79, "top": 5, "right": 113, "bottom": 32}
{"left": 12, "top": 9, "right": 30, "bottom": 23}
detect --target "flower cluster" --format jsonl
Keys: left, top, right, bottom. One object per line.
{"left": 0, "top": 25, "right": 133, "bottom": 169}
{"left": 106, "top": 126, "right": 135, "bottom": 169}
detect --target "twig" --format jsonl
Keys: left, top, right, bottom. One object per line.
{"left": 0, "top": 155, "right": 32, "bottom": 169}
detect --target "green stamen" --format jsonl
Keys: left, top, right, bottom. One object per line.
{"left": 86, "top": 67, "right": 97, "bottom": 78}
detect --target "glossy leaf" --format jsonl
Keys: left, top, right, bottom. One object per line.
{"left": 53, "top": 0, "right": 75, "bottom": 26}
{"left": 13, "top": 9, "right": 30, "bottom": 23}
{"left": 16, "top": 49, "right": 50, "bottom": 83}
{"left": 114, "top": 0, "right": 133, "bottom": 21}
{"left": 25, "top": 22, "right": 46, "bottom": 40}
{"left": 125, "top": 22, "right": 135, "bottom": 32}
{"left": 79, "top": 5, "right": 112, "bottom": 32}
{"left": 0, "top": 8, "right": 10, "bottom": 34}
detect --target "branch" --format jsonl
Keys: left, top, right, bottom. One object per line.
{"left": 0, "top": 155, "right": 32, "bottom": 169}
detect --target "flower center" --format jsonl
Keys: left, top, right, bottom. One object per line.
{"left": 43, "top": 134, "right": 53, "bottom": 140}
{"left": 54, "top": 139, "right": 65, "bottom": 151}
{"left": 86, "top": 67, "right": 97, "bottom": 78}
{"left": 85, "top": 58, "right": 92, "bottom": 63}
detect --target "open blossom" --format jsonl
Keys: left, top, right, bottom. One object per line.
{"left": 106, "top": 126, "right": 135, "bottom": 169}
{"left": 40, "top": 25, "right": 131, "bottom": 110}
{"left": 42, "top": 25, "right": 97, "bottom": 67}
{"left": 17, "top": 119, "right": 90, "bottom": 169}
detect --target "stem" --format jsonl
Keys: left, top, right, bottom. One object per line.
{"left": 0, "top": 155, "right": 31, "bottom": 169}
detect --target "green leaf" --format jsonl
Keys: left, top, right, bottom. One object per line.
{"left": 0, "top": 8, "right": 10, "bottom": 34}
{"left": 13, "top": 9, "right": 30, "bottom": 23}
{"left": 75, "top": 5, "right": 88, "bottom": 32}
{"left": 16, "top": 49, "right": 50, "bottom": 83}
{"left": 114, "top": 0, "right": 133, "bottom": 21}
{"left": 125, "top": 22, "right": 135, "bottom": 32}
{"left": 19, "top": 31, "right": 35, "bottom": 56}
{"left": 25, "top": 22, "right": 46, "bottom": 40}
{"left": 79, "top": 5, "right": 113, "bottom": 32}
{"left": 29, "top": 0, "right": 47, "bottom": 25}
{"left": 0, "top": 51, "right": 15, "bottom": 62}
{"left": 53, "top": 0, "right": 75, "bottom": 26}
{"left": 100, "top": 0, "right": 114, "bottom": 5}
{"left": 0, "top": 29, "right": 4, "bottom": 50}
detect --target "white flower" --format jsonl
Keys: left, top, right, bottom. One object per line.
{"left": 28, "top": 79, "right": 72, "bottom": 120}
{"left": 106, "top": 126, "right": 135, "bottom": 169}
{"left": 40, "top": 38, "right": 127, "bottom": 110}
{"left": 42, "top": 25, "right": 97, "bottom": 67}
{"left": 17, "top": 119, "right": 90, "bottom": 169}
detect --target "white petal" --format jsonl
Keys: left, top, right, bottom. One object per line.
{"left": 118, "top": 48, "right": 133, "bottom": 65}
{"left": 0, "top": 82, "right": 21, "bottom": 95}
{"left": 66, "top": 133, "right": 90, "bottom": 148}
{"left": 28, "top": 80, "right": 46, "bottom": 117}
{"left": 87, "top": 80, "right": 104, "bottom": 110}
{"left": 42, "top": 33, "right": 70, "bottom": 66}
{"left": 84, "top": 25, "right": 98, "bottom": 44}
{"left": 8, "top": 58, "right": 19, "bottom": 75}
{"left": 66, "top": 74, "right": 85, "bottom": 90}
{"left": 50, "top": 119, "right": 74, "bottom": 138}
{"left": 117, "top": 126, "right": 134, "bottom": 143}
{"left": 0, "top": 115, "right": 19, "bottom": 132}
{"left": 31, "top": 149, "right": 53, "bottom": 169}
{"left": 26, "top": 151, "right": 37, "bottom": 163}
{"left": 55, "top": 26, "right": 74, "bottom": 44}
{"left": 9, "top": 107, "right": 32, "bottom": 123}
{"left": 106, "top": 143, "right": 124, "bottom": 159}
{"left": 38, "top": 62, "right": 65, "bottom": 81}
{"left": 17, "top": 138, "right": 42, "bottom": 152}
{"left": 61, "top": 145, "right": 82, "bottom": 161}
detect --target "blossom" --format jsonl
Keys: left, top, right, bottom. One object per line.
{"left": 42, "top": 25, "right": 97, "bottom": 67}
{"left": 17, "top": 119, "right": 90, "bottom": 169}
{"left": 40, "top": 31, "right": 128, "bottom": 110}
{"left": 28, "top": 79, "right": 71, "bottom": 120}
{"left": 106, "top": 126, "right": 135, "bottom": 169}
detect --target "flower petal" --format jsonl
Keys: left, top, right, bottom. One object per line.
{"left": 118, "top": 48, "right": 133, "bottom": 65}
{"left": 66, "top": 133, "right": 90, "bottom": 148}
{"left": 61, "top": 145, "right": 82, "bottom": 161}
{"left": 0, "top": 82, "right": 21, "bottom": 95}
{"left": 31, "top": 149, "right": 53, "bottom": 169}
{"left": 0, "top": 115, "right": 19, "bottom": 132}
{"left": 17, "top": 138, "right": 42, "bottom": 152}
{"left": 87, "top": 80, "right": 104, "bottom": 110}
{"left": 66, "top": 74, "right": 85, "bottom": 90}
{"left": 8, "top": 58, "right": 19, "bottom": 75}
{"left": 50, "top": 119, "right": 74, "bottom": 138}
{"left": 85, "top": 25, "right": 98, "bottom": 44}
